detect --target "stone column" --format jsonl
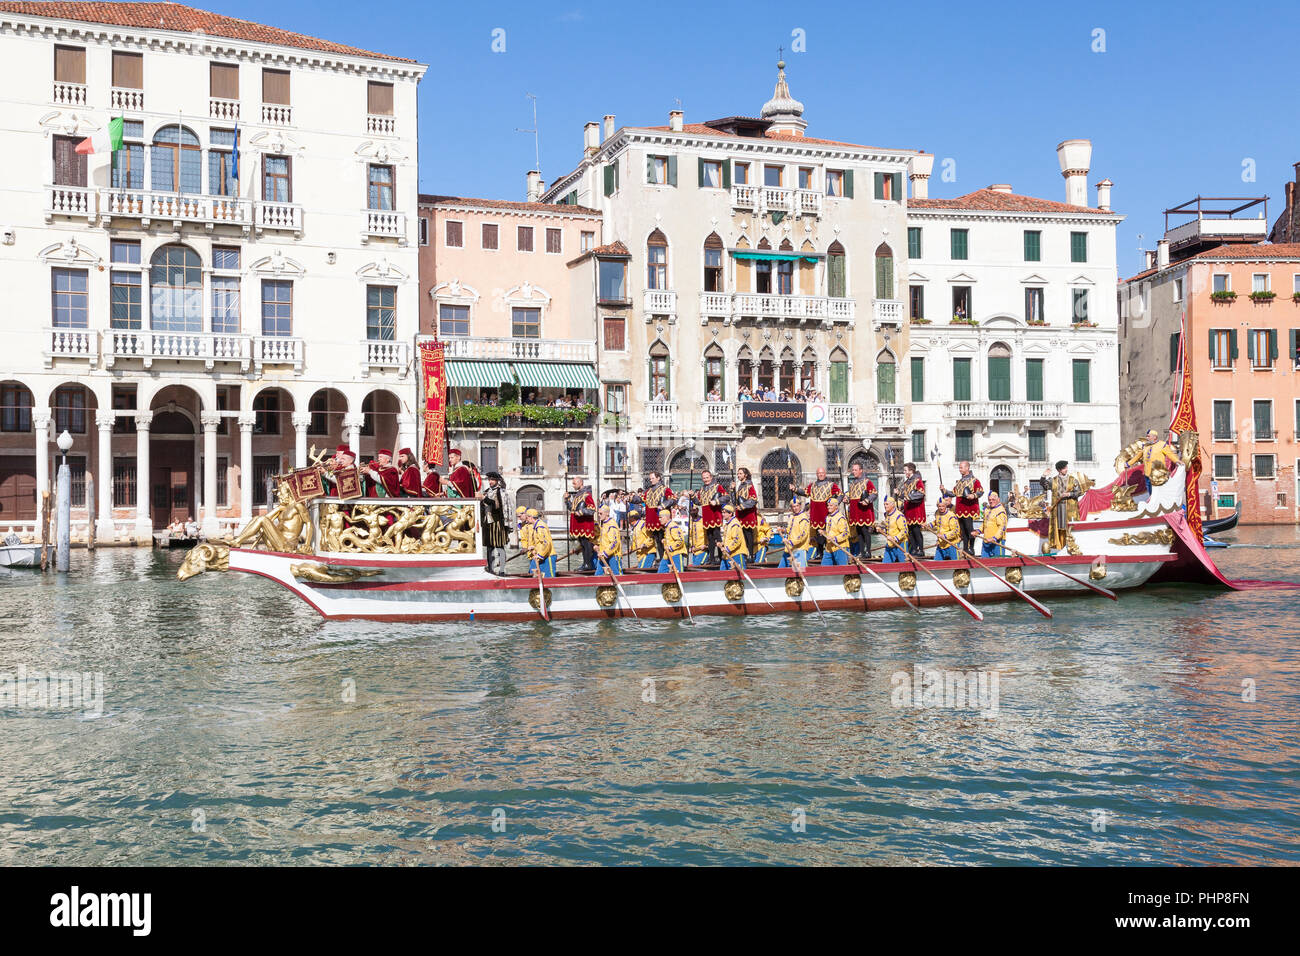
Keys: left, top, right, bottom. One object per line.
{"left": 95, "top": 409, "right": 115, "bottom": 542}
{"left": 238, "top": 413, "right": 255, "bottom": 525}
{"left": 292, "top": 412, "right": 311, "bottom": 468}
{"left": 343, "top": 412, "right": 364, "bottom": 458}
{"left": 133, "top": 410, "right": 153, "bottom": 539}
{"left": 396, "top": 412, "right": 417, "bottom": 461}
{"left": 200, "top": 412, "right": 221, "bottom": 537}
{"left": 33, "top": 411, "right": 51, "bottom": 531}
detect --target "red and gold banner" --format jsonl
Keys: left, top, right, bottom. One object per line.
{"left": 419, "top": 339, "right": 446, "bottom": 466}
{"left": 1169, "top": 311, "right": 1203, "bottom": 541}
{"left": 286, "top": 466, "right": 325, "bottom": 501}
{"left": 333, "top": 465, "right": 363, "bottom": 500}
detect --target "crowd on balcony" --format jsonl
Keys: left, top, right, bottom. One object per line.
{"left": 731, "top": 385, "right": 827, "bottom": 404}
{"left": 459, "top": 388, "right": 589, "bottom": 409}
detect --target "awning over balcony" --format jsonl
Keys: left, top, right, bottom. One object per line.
{"left": 729, "top": 250, "right": 820, "bottom": 263}
{"left": 513, "top": 362, "right": 601, "bottom": 390}
{"left": 447, "top": 360, "right": 515, "bottom": 389}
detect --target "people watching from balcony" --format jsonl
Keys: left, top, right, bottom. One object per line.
{"left": 736, "top": 385, "right": 826, "bottom": 403}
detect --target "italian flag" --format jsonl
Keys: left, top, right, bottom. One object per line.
{"left": 75, "top": 116, "right": 124, "bottom": 155}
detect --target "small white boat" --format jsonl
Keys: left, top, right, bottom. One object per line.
{"left": 0, "top": 537, "right": 41, "bottom": 568}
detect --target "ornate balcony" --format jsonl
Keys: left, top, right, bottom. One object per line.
{"left": 436, "top": 335, "right": 596, "bottom": 363}
{"left": 98, "top": 188, "right": 252, "bottom": 230}
{"left": 103, "top": 330, "right": 250, "bottom": 371}
{"left": 362, "top": 339, "right": 409, "bottom": 376}
{"left": 44, "top": 328, "right": 98, "bottom": 367}
{"left": 210, "top": 97, "right": 240, "bottom": 121}
{"left": 646, "top": 401, "right": 678, "bottom": 427}
{"left": 642, "top": 289, "right": 677, "bottom": 319}
{"left": 261, "top": 103, "right": 292, "bottom": 126}
{"left": 733, "top": 293, "right": 854, "bottom": 323}
{"left": 52, "top": 81, "right": 86, "bottom": 106}
{"left": 876, "top": 404, "right": 904, "bottom": 430}
{"left": 366, "top": 114, "right": 396, "bottom": 136}
{"left": 830, "top": 403, "right": 856, "bottom": 427}
{"left": 948, "top": 401, "right": 1065, "bottom": 422}
{"left": 704, "top": 401, "right": 735, "bottom": 427}
{"left": 700, "top": 291, "right": 731, "bottom": 319}
{"left": 873, "top": 299, "right": 904, "bottom": 327}
{"left": 252, "top": 335, "right": 304, "bottom": 372}
{"left": 361, "top": 209, "right": 406, "bottom": 244}
{"left": 254, "top": 200, "right": 303, "bottom": 236}
{"left": 110, "top": 87, "right": 143, "bottom": 111}
{"left": 731, "top": 184, "right": 823, "bottom": 217}
{"left": 45, "top": 185, "right": 95, "bottom": 222}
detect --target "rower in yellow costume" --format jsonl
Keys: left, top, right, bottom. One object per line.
{"left": 980, "top": 491, "right": 1008, "bottom": 557}
{"left": 689, "top": 510, "right": 707, "bottom": 567}
{"left": 778, "top": 496, "right": 813, "bottom": 568}
{"left": 657, "top": 508, "right": 687, "bottom": 573}
{"left": 752, "top": 513, "right": 772, "bottom": 565}
{"left": 928, "top": 496, "right": 961, "bottom": 560}
{"left": 820, "top": 496, "right": 852, "bottom": 565}
{"left": 878, "top": 497, "right": 908, "bottom": 563}
{"left": 516, "top": 505, "right": 535, "bottom": 572}
{"left": 595, "top": 504, "right": 622, "bottom": 575}
{"left": 720, "top": 504, "right": 749, "bottom": 571}
{"left": 527, "top": 509, "right": 555, "bottom": 577}
{"left": 630, "top": 510, "right": 656, "bottom": 570}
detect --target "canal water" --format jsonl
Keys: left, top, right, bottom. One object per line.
{"left": 0, "top": 526, "right": 1297, "bottom": 866}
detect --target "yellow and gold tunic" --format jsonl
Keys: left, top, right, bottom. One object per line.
{"left": 531, "top": 521, "right": 553, "bottom": 559}
{"left": 881, "top": 510, "right": 907, "bottom": 548}
{"left": 824, "top": 511, "right": 851, "bottom": 552}
{"left": 933, "top": 511, "right": 961, "bottom": 550}
{"left": 597, "top": 518, "right": 620, "bottom": 560}
{"left": 517, "top": 520, "right": 534, "bottom": 552}
{"left": 785, "top": 512, "right": 811, "bottom": 551}
{"left": 663, "top": 523, "right": 688, "bottom": 559}
{"left": 981, "top": 503, "right": 1007, "bottom": 544}
{"left": 689, "top": 519, "right": 706, "bottom": 556}
{"left": 630, "top": 518, "right": 655, "bottom": 562}
{"left": 722, "top": 517, "right": 749, "bottom": 558}
{"left": 1139, "top": 438, "right": 1178, "bottom": 477}
{"left": 755, "top": 514, "right": 772, "bottom": 550}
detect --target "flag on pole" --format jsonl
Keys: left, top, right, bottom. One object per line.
{"left": 75, "top": 117, "right": 124, "bottom": 155}
{"left": 232, "top": 124, "right": 240, "bottom": 186}
{"left": 417, "top": 340, "right": 446, "bottom": 466}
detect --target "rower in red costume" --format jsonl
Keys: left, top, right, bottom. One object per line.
{"left": 897, "top": 461, "right": 926, "bottom": 557}
{"left": 396, "top": 447, "right": 421, "bottom": 497}
{"left": 444, "top": 448, "right": 478, "bottom": 498}
{"left": 733, "top": 466, "right": 759, "bottom": 557}
{"left": 421, "top": 458, "right": 443, "bottom": 497}
{"left": 640, "top": 469, "right": 675, "bottom": 558}
{"left": 364, "top": 449, "right": 401, "bottom": 497}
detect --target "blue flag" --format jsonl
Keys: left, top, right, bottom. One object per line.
{"left": 231, "top": 124, "right": 240, "bottom": 186}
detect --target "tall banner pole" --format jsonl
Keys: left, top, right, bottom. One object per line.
{"left": 417, "top": 339, "right": 446, "bottom": 469}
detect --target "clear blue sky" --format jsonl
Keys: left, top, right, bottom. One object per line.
{"left": 223, "top": 0, "right": 1294, "bottom": 275}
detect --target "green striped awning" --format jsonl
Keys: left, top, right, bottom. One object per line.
{"left": 512, "top": 362, "right": 600, "bottom": 390}
{"left": 447, "top": 361, "right": 515, "bottom": 390}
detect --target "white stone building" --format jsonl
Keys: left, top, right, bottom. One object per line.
{"left": 0, "top": 2, "right": 425, "bottom": 539}
{"left": 904, "top": 140, "right": 1124, "bottom": 502}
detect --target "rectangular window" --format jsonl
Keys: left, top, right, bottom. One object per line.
{"left": 1072, "top": 289, "right": 1089, "bottom": 323}
{"left": 798, "top": 167, "right": 813, "bottom": 190}
{"left": 367, "top": 80, "right": 394, "bottom": 115}
{"left": 950, "top": 228, "right": 969, "bottom": 260}
{"left": 546, "top": 228, "right": 562, "bottom": 254}
{"left": 1072, "top": 358, "right": 1091, "bottom": 403}
{"left": 1213, "top": 273, "right": 1230, "bottom": 293}
{"left": 479, "top": 441, "right": 498, "bottom": 476}
{"left": 512, "top": 307, "right": 540, "bottom": 338}
{"left": 825, "top": 169, "right": 844, "bottom": 197}
{"left": 482, "top": 222, "right": 499, "bottom": 250}
{"left": 763, "top": 165, "right": 783, "bottom": 187}
{"left": 909, "top": 285, "right": 924, "bottom": 321}
{"left": 911, "top": 430, "right": 926, "bottom": 463}
{"left": 438, "top": 304, "right": 469, "bottom": 337}
{"left": 261, "top": 279, "right": 292, "bottom": 336}
{"left": 1029, "top": 429, "right": 1047, "bottom": 462}
{"left": 1212, "top": 400, "right": 1233, "bottom": 440}
{"left": 445, "top": 220, "right": 463, "bottom": 247}
{"left": 1025, "top": 358, "right": 1044, "bottom": 402}
{"left": 211, "top": 276, "right": 240, "bottom": 334}
{"left": 1070, "top": 232, "right": 1088, "bottom": 263}
{"left": 603, "top": 160, "right": 620, "bottom": 196}
{"left": 208, "top": 128, "right": 236, "bottom": 196}
{"left": 112, "top": 51, "right": 143, "bottom": 89}
{"left": 366, "top": 286, "right": 396, "bottom": 341}
{"left": 517, "top": 226, "right": 534, "bottom": 252}
{"left": 565, "top": 443, "right": 585, "bottom": 470}
{"left": 952, "top": 286, "right": 972, "bottom": 321}
{"left": 262, "top": 155, "right": 291, "bottom": 202}
{"left": 598, "top": 260, "right": 627, "bottom": 303}
{"left": 1174, "top": 278, "right": 1184, "bottom": 302}
{"left": 51, "top": 268, "right": 88, "bottom": 328}
{"left": 580, "top": 230, "right": 594, "bottom": 252}
{"left": 603, "top": 315, "right": 625, "bottom": 351}
{"left": 733, "top": 162, "right": 749, "bottom": 185}
{"left": 952, "top": 357, "right": 971, "bottom": 401}
{"left": 418, "top": 216, "right": 429, "bottom": 246}
{"left": 1025, "top": 286, "right": 1044, "bottom": 323}
{"left": 521, "top": 443, "right": 540, "bottom": 474}
{"left": 1248, "top": 328, "right": 1277, "bottom": 369}
{"left": 605, "top": 383, "right": 627, "bottom": 415}
{"left": 111, "top": 124, "right": 144, "bottom": 189}
{"left": 1075, "top": 430, "right": 1094, "bottom": 463}
{"left": 112, "top": 456, "right": 136, "bottom": 508}
{"left": 1024, "top": 230, "right": 1042, "bottom": 261}
{"left": 1212, "top": 455, "right": 1234, "bottom": 480}
{"left": 253, "top": 391, "right": 280, "bottom": 435}
{"left": 1252, "top": 273, "right": 1270, "bottom": 294}
{"left": 1, "top": 384, "right": 33, "bottom": 432}
{"left": 910, "top": 356, "right": 925, "bottom": 401}
{"left": 367, "top": 164, "right": 394, "bottom": 210}
{"left": 210, "top": 62, "right": 238, "bottom": 99}
{"left": 1253, "top": 400, "right": 1274, "bottom": 439}
{"left": 648, "top": 155, "right": 669, "bottom": 185}
{"left": 1210, "top": 329, "right": 1235, "bottom": 368}
{"left": 700, "top": 159, "right": 723, "bottom": 188}
{"left": 252, "top": 456, "right": 280, "bottom": 503}
{"left": 907, "top": 227, "right": 922, "bottom": 259}
{"left": 54, "top": 386, "right": 86, "bottom": 434}
{"left": 261, "top": 68, "right": 290, "bottom": 104}
{"left": 55, "top": 45, "right": 86, "bottom": 84}
{"left": 605, "top": 442, "right": 628, "bottom": 473}
{"left": 955, "top": 429, "right": 973, "bottom": 463}
{"left": 1255, "top": 455, "right": 1276, "bottom": 479}
{"left": 52, "top": 135, "right": 87, "bottom": 187}
{"left": 873, "top": 171, "right": 901, "bottom": 200}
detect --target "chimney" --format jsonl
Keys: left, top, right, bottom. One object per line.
{"left": 526, "top": 170, "right": 543, "bottom": 203}
{"left": 669, "top": 109, "right": 683, "bottom": 132}
{"left": 1056, "top": 138, "right": 1092, "bottom": 207}
{"left": 908, "top": 152, "right": 934, "bottom": 200}
{"left": 603, "top": 114, "right": 615, "bottom": 141}
{"left": 1156, "top": 238, "right": 1170, "bottom": 269}
{"left": 583, "top": 121, "right": 600, "bottom": 158}
{"left": 989, "top": 183, "right": 1013, "bottom": 194}
{"left": 1095, "top": 178, "right": 1113, "bottom": 212}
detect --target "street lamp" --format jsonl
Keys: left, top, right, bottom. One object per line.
{"left": 57, "top": 429, "right": 73, "bottom": 463}
{"left": 55, "top": 429, "right": 73, "bottom": 572}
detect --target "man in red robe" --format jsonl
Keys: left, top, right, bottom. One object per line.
{"left": 322, "top": 444, "right": 355, "bottom": 496}
{"left": 846, "top": 460, "right": 876, "bottom": 557}
{"left": 364, "top": 449, "right": 400, "bottom": 498}
{"left": 641, "top": 470, "right": 675, "bottom": 559}
{"left": 942, "top": 459, "right": 983, "bottom": 555}
{"left": 566, "top": 475, "right": 597, "bottom": 573}
{"left": 445, "top": 448, "right": 478, "bottom": 498}
{"left": 733, "top": 466, "right": 759, "bottom": 557}
{"left": 804, "top": 466, "right": 840, "bottom": 560}
{"left": 697, "top": 469, "right": 727, "bottom": 564}
{"left": 396, "top": 448, "right": 421, "bottom": 497}
{"left": 898, "top": 461, "right": 926, "bottom": 557}
{"left": 421, "top": 459, "right": 443, "bottom": 497}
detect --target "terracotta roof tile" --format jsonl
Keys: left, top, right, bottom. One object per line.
{"left": 0, "top": 1, "right": 415, "bottom": 62}
{"left": 1121, "top": 243, "right": 1300, "bottom": 284}
{"left": 420, "top": 194, "right": 600, "bottom": 215}
{"left": 636, "top": 123, "right": 905, "bottom": 152}
{"left": 910, "top": 187, "right": 1112, "bottom": 215}
{"left": 590, "top": 240, "right": 629, "bottom": 256}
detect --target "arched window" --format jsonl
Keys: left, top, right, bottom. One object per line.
{"left": 151, "top": 125, "right": 201, "bottom": 194}
{"left": 760, "top": 448, "right": 801, "bottom": 509}
{"left": 876, "top": 349, "right": 896, "bottom": 404}
{"left": 515, "top": 484, "right": 545, "bottom": 515}
{"left": 829, "top": 346, "right": 849, "bottom": 404}
{"left": 668, "top": 448, "right": 707, "bottom": 492}
{"left": 704, "top": 343, "right": 724, "bottom": 397}
{"left": 757, "top": 346, "right": 775, "bottom": 391}
{"left": 648, "top": 340, "right": 670, "bottom": 400}
{"left": 800, "top": 347, "right": 817, "bottom": 392}
{"left": 703, "top": 232, "right": 724, "bottom": 292}
{"left": 850, "top": 451, "right": 882, "bottom": 491}
{"left": 756, "top": 237, "right": 773, "bottom": 293}
{"left": 875, "top": 242, "right": 894, "bottom": 301}
{"left": 990, "top": 465, "right": 1014, "bottom": 501}
{"left": 149, "top": 244, "right": 202, "bottom": 332}
{"left": 827, "top": 240, "right": 847, "bottom": 298}
{"left": 647, "top": 229, "right": 668, "bottom": 290}
{"left": 737, "top": 345, "right": 754, "bottom": 396}
{"left": 779, "top": 347, "right": 796, "bottom": 394}
{"left": 988, "top": 342, "right": 1012, "bottom": 402}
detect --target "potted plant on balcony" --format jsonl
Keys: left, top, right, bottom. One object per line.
{"left": 1210, "top": 290, "right": 1237, "bottom": 302}
{"left": 1249, "top": 290, "right": 1277, "bottom": 302}
{"left": 1026, "top": 317, "right": 1047, "bottom": 327}
{"left": 1293, "top": 292, "right": 1300, "bottom": 303}
{"left": 949, "top": 315, "right": 978, "bottom": 326}
{"left": 909, "top": 316, "right": 932, "bottom": 325}
{"left": 1070, "top": 320, "right": 1099, "bottom": 329}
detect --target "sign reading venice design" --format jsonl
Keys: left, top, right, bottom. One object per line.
{"left": 739, "top": 401, "right": 830, "bottom": 427}
{"left": 419, "top": 339, "right": 447, "bottom": 466}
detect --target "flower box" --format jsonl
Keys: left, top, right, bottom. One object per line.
{"left": 1210, "top": 291, "right": 1237, "bottom": 302}
{"left": 1249, "top": 290, "right": 1277, "bottom": 302}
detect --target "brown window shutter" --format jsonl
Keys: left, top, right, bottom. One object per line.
{"left": 112, "top": 51, "right": 143, "bottom": 89}
{"left": 210, "top": 62, "right": 239, "bottom": 99}
{"left": 262, "top": 68, "right": 290, "bottom": 104}
{"left": 367, "top": 81, "right": 394, "bottom": 115}
{"left": 53, "top": 136, "right": 87, "bottom": 187}
{"left": 54, "top": 46, "right": 86, "bottom": 84}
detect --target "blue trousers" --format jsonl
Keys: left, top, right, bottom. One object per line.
{"left": 691, "top": 552, "right": 706, "bottom": 566}
{"left": 752, "top": 546, "right": 767, "bottom": 564}
{"left": 982, "top": 541, "right": 1005, "bottom": 557}
{"left": 639, "top": 554, "right": 657, "bottom": 570}
{"left": 821, "top": 548, "right": 850, "bottom": 566}
{"left": 537, "top": 555, "right": 556, "bottom": 577}
{"left": 883, "top": 546, "right": 906, "bottom": 563}
{"left": 721, "top": 554, "right": 746, "bottom": 571}
{"left": 600, "top": 556, "right": 622, "bottom": 575}
{"left": 934, "top": 546, "right": 958, "bottom": 561}
{"left": 777, "top": 548, "right": 815, "bottom": 568}
{"left": 657, "top": 554, "right": 684, "bottom": 573}
{"left": 527, "top": 558, "right": 537, "bottom": 573}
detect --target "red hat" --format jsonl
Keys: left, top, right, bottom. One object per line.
{"left": 377, "top": 448, "right": 392, "bottom": 458}
{"left": 448, "top": 448, "right": 462, "bottom": 457}
{"left": 398, "top": 447, "right": 415, "bottom": 460}
{"left": 335, "top": 444, "right": 352, "bottom": 456}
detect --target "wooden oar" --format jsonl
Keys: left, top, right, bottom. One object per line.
{"left": 962, "top": 549, "right": 1052, "bottom": 618}
{"left": 783, "top": 543, "right": 827, "bottom": 626}
{"left": 533, "top": 558, "right": 550, "bottom": 622}
{"left": 851, "top": 553, "right": 921, "bottom": 613}
{"left": 911, "top": 557, "right": 984, "bottom": 622}
{"left": 1005, "top": 545, "right": 1117, "bottom": 600}
{"left": 597, "top": 553, "right": 638, "bottom": 619}
{"left": 720, "top": 545, "right": 776, "bottom": 609}
{"left": 668, "top": 562, "right": 694, "bottom": 624}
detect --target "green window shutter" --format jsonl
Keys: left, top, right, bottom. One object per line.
{"left": 911, "top": 356, "right": 925, "bottom": 401}
{"left": 1072, "top": 359, "right": 1091, "bottom": 403}
{"left": 892, "top": 172, "right": 902, "bottom": 200}
{"left": 876, "top": 363, "right": 896, "bottom": 403}
{"left": 988, "top": 356, "right": 1011, "bottom": 401}
{"left": 955, "top": 430, "right": 973, "bottom": 462}
{"left": 1291, "top": 329, "right": 1299, "bottom": 361}
{"left": 951, "top": 229, "right": 968, "bottom": 260}
{"left": 875, "top": 254, "right": 894, "bottom": 300}
{"left": 647, "top": 359, "right": 653, "bottom": 400}
{"left": 1170, "top": 332, "right": 1181, "bottom": 372}
{"left": 830, "top": 361, "right": 848, "bottom": 403}
{"left": 953, "top": 358, "right": 971, "bottom": 401}
{"left": 873, "top": 172, "right": 885, "bottom": 200}
{"left": 1071, "top": 232, "right": 1088, "bottom": 262}
{"left": 1269, "top": 328, "right": 1278, "bottom": 360}
{"left": 665, "top": 358, "right": 671, "bottom": 400}
{"left": 1229, "top": 329, "right": 1238, "bottom": 360}
{"left": 1029, "top": 430, "right": 1045, "bottom": 462}
{"left": 1024, "top": 230, "right": 1041, "bottom": 261}
{"left": 722, "top": 161, "right": 731, "bottom": 189}
{"left": 604, "top": 163, "right": 615, "bottom": 196}
{"left": 843, "top": 169, "right": 853, "bottom": 198}
{"left": 698, "top": 157, "right": 706, "bottom": 187}
{"left": 911, "top": 431, "right": 926, "bottom": 462}
{"left": 667, "top": 155, "right": 677, "bottom": 187}
{"left": 1025, "top": 359, "right": 1043, "bottom": 401}
{"left": 646, "top": 154, "right": 655, "bottom": 184}
{"left": 828, "top": 254, "right": 846, "bottom": 298}
{"left": 1248, "top": 331, "right": 1256, "bottom": 363}
{"left": 907, "top": 227, "right": 922, "bottom": 259}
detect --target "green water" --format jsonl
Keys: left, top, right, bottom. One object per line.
{"left": 0, "top": 526, "right": 1297, "bottom": 865}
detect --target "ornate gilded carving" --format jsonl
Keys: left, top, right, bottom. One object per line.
{"left": 1009, "top": 490, "right": 1047, "bottom": 519}
{"left": 1178, "top": 429, "right": 1199, "bottom": 468}
{"left": 1109, "top": 480, "right": 1138, "bottom": 512}
{"left": 289, "top": 562, "right": 384, "bottom": 584}
{"left": 528, "top": 589, "right": 552, "bottom": 610}
{"left": 1065, "top": 532, "right": 1082, "bottom": 556}
{"left": 228, "top": 481, "right": 313, "bottom": 553}
{"left": 319, "top": 501, "right": 477, "bottom": 555}
{"left": 1107, "top": 528, "right": 1174, "bottom": 547}
{"left": 1006, "top": 566, "right": 1023, "bottom": 585}
{"left": 842, "top": 574, "right": 861, "bottom": 594}
{"left": 953, "top": 568, "right": 972, "bottom": 588}
{"left": 1090, "top": 564, "right": 1109, "bottom": 581}
{"left": 661, "top": 582, "right": 682, "bottom": 603}
{"left": 785, "top": 577, "right": 805, "bottom": 598}
{"left": 723, "top": 580, "right": 745, "bottom": 602}
{"left": 177, "top": 542, "right": 230, "bottom": 581}
{"left": 898, "top": 572, "right": 917, "bottom": 591}
{"left": 596, "top": 585, "right": 618, "bottom": 608}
